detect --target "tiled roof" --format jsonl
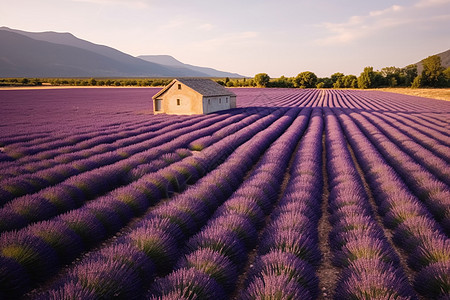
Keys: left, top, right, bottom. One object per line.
{"left": 153, "top": 78, "right": 236, "bottom": 99}
{"left": 177, "top": 78, "right": 236, "bottom": 97}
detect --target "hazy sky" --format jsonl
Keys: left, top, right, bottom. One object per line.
{"left": 2, "top": 0, "right": 450, "bottom": 77}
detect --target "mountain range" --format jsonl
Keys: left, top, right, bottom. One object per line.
{"left": 415, "top": 48, "right": 450, "bottom": 73}
{"left": 0, "top": 27, "right": 243, "bottom": 78}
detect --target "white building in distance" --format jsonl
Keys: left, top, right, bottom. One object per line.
{"left": 152, "top": 78, "right": 237, "bottom": 115}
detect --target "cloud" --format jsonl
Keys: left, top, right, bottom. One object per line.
{"left": 369, "top": 5, "right": 403, "bottom": 16}
{"left": 415, "top": 0, "right": 450, "bottom": 7}
{"left": 315, "top": 1, "right": 450, "bottom": 45}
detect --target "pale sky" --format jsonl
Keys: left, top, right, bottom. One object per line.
{"left": 2, "top": 0, "right": 450, "bottom": 77}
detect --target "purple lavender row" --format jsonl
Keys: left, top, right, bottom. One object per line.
{"left": 1, "top": 107, "right": 285, "bottom": 298}
{"left": 0, "top": 88, "right": 161, "bottom": 138}
{"left": 361, "top": 111, "right": 450, "bottom": 183}
{"left": 0, "top": 114, "right": 207, "bottom": 179}
{"left": 0, "top": 148, "right": 192, "bottom": 233}
{"left": 149, "top": 107, "right": 312, "bottom": 299}
{"left": 30, "top": 107, "right": 293, "bottom": 299}
{"left": 341, "top": 90, "right": 418, "bottom": 112}
{"left": 336, "top": 108, "right": 450, "bottom": 299}
{"left": 0, "top": 115, "right": 151, "bottom": 148}
{"left": 373, "top": 111, "right": 450, "bottom": 162}
{"left": 347, "top": 90, "right": 431, "bottom": 112}
{"left": 0, "top": 114, "right": 221, "bottom": 206}
{"left": 348, "top": 110, "right": 450, "bottom": 234}
{"left": 0, "top": 114, "right": 204, "bottom": 180}
{"left": 386, "top": 111, "right": 450, "bottom": 147}
{"left": 234, "top": 88, "right": 318, "bottom": 108}
{"left": 399, "top": 112, "right": 449, "bottom": 133}
{"left": 0, "top": 111, "right": 263, "bottom": 231}
{"left": 239, "top": 108, "right": 324, "bottom": 299}
{"left": 1, "top": 116, "right": 164, "bottom": 157}
{"left": 324, "top": 108, "right": 416, "bottom": 299}
{"left": 0, "top": 112, "right": 234, "bottom": 205}
{"left": 2, "top": 116, "right": 172, "bottom": 169}
{"left": 345, "top": 90, "right": 406, "bottom": 111}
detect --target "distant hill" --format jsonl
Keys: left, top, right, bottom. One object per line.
{"left": 0, "top": 26, "right": 244, "bottom": 78}
{"left": 415, "top": 48, "right": 450, "bottom": 73}
{"left": 138, "top": 55, "right": 243, "bottom": 78}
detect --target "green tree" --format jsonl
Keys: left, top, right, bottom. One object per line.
{"left": 274, "top": 76, "right": 295, "bottom": 88}
{"left": 381, "top": 66, "right": 401, "bottom": 87}
{"left": 358, "top": 67, "right": 374, "bottom": 89}
{"left": 443, "top": 67, "right": 450, "bottom": 87}
{"left": 421, "top": 55, "right": 445, "bottom": 87}
{"left": 411, "top": 75, "right": 423, "bottom": 88}
{"left": 330, "top": 72, "right": 344, "bottom": 84}
{"left": 254, "top": 73, "right": 270, "bottom": 87}
{"left": 401, "top": 64, "right": 417, "bottom": 86}
{"left": 333, "top": 78, "right": 343, "bottom": 88}
{"left": 317, "top": 77, "right": 333, "bottom": 88}
{"left": 295, "top": 71, "right": 318, "bottom": 88}
{"left": 343, "top": 75, "right": 357, "bottom": 88}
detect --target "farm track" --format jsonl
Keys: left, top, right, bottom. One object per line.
{"left": 0, "top": 88, "right": 449, "bottom": 299}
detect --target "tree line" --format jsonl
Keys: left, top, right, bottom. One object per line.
{"left": 1, "top": 55, "right": 448, "bottom": 89}
{"left": 222, "top": 55, "right": 450, "bottom": 89}
{"left": 0, "top": 78, "right": 173, "bottom": 87}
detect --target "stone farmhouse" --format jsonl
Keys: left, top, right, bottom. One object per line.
{"left": 152, "top": 78, "right": 237, "bottom": 115}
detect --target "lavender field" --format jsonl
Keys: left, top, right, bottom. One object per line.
{"left": 0, "top": 87, "right": 449, "bottom": 299}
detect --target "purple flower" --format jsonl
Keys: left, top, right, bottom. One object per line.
{"left": 34, "top": 281, "right": 97, "bottom": 300}
{"left": 152, "top": 203, "right": 198, "bottom": 237}
{"left": 176, "top": 248, "right": 237, "bottom": 291}
{"left": 27, "top": 220, "right": 84, "bottom": 262}
{"left": 0, "top": 231, "right": 58, "bottom": 282}
{"left": 150, "top": 268, "right": 226, "bottom": 300}
{"left": 214, "top": 197, "right": 265, "bottom": 228}
{"left": 258, "top": 229, "right": 321, "bottom": 266}
{"left": 414, "top": 261, "right": 450, "bottom": 299}
{"left": 4, "top": 195, "right": 58, "bottom": 224}
{"left": 241, "top": 273, "right": 312, "bottom": 300}
{"left": 63, "top": 258, "right": 143, "bottom": 299}
{"left": 335, "top": 259, "right": 415, "bottom": 299}
{"left": 393, "top": 216, "right": 443, "bottom": 250}
{"left": 206, "top": 214, "right": 257, "bottom": 249}
{"left": 126, "top": 226, "right": 178, "bottom": 273}
{"left": 94, "top": 243, "right": 155, "bottom": 281}
{"left": 0, "top": 256, "right": 31, "bottom": 299}
{"left": 408, "top": 237, "right": 450, "bottom": 270}
{"left": 187, "top": 227, "right": 246, "bottom": 266}
{"left": 248, "top": 251, "right": 319, "bottom": 297}
{"left": 332, "top": 236, "right": 399, "bottom": 268}
{"left": 57, "top": 209, "right": 106, "bottom": 247}
{"left": 0, "top": 208, "right": 28, "bottom": 232}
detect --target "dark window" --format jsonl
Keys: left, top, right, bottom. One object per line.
{"left": 177, "top": 99, "right": 180, "bottom": 105}
{"left": 155, "top": 99, "right": 162, "bottom": 111}
{"left": 219, "top": 98, "right": 221, "bottom": 104}
{"left": 178, "top": 84, "right": 181, "bottom": 89}
{"left": 208, "top": 99, "right": 211, "bottom": 104}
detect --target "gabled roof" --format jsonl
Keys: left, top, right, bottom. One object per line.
{"left": 153, "top": 78, "right": 236, "bottom": 99}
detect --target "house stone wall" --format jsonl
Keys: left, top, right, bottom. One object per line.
{"left": 154, "top": 82, "right": 204, "bottom": 115}
{"left": 203, "top": 95, "right": 232, "bottom": 114}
